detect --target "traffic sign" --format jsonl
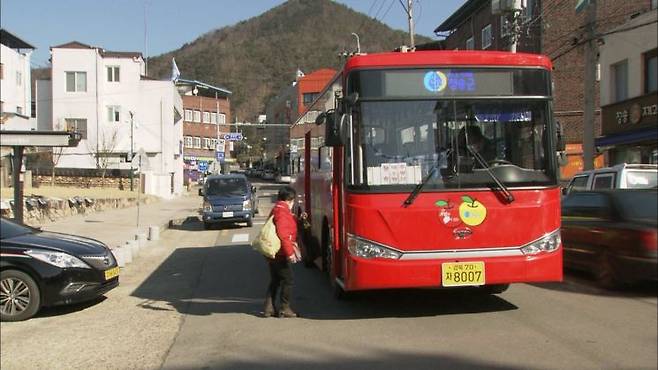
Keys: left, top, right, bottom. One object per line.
{"left": 216, "top": 151, "right": 225, "bottom": 162}
{"left": 216, "top": 139, "right": 226, "bottom": 153}
{"left": 223, "top": 133, "right": 243, "bottom": 141}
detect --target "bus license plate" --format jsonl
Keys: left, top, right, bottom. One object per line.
{"left": 442, "top": 262, "right": 485, "bottom": 287}
{"left": 221, "top": 212, "right": 233, "bottom": 218}
{"left": 104, "top": 266, "right": 120, "bottom": 280}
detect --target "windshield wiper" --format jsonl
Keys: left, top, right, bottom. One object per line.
{"left": 465, "top": 145, "right": 515, "bottom": 204}
{"left": 403, "top": 165, "right": 439, "bottom": 208}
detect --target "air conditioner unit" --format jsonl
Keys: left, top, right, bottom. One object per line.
{"left": 492, "top": 0, "right": 521, "bottom": 14}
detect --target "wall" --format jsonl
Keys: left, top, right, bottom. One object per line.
{"left": 0, "top": 43, "right": 33, "bottom": 129}
{"left": 599, "top": 10, "right": 657, "bottom": 106}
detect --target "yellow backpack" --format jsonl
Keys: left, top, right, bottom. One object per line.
{"left": 251, "top": 216, "right": 281, "bottom": 259}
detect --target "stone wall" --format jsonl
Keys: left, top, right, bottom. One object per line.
{"left": 33, "top": 175, "right": 140, "bottom": 190}
{"left": 1, "top": 196, "right": 157, "bottom": 227}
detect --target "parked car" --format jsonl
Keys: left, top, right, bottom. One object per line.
{"left": 561, "top": 189, "right": 657, "bottom": 288}
{"left": 563, "top": 163, "right": 657, "bottom": 195}
{"left": 276, "top": 173, "right": 292, "bottom": 183}
{"left": 199, "top": 174, "right": 258, "bottom": 229}
{"left": 0, "top": 218, "right": 120, "bottom": 321}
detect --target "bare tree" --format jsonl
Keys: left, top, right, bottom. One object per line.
{"left": 87, "top": 127, "right": 119, "bottom": 186}
{"left": 50, "top": 147, "right": 64, "bottom": 186}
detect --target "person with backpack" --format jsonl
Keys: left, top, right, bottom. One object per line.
{"left": 263, "top": 186, "right": 304, "bottom": 318}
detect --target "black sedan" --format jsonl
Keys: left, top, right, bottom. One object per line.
{"left": 561, "top": 189, "right": 658, "bottom": 288}
{"left": 0, "top": 217, "right": 119, "bottom": 321}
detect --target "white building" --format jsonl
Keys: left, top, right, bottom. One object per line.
{"left": 597, "top": 9, "right": 657, "bottom": 165}
{"left": 0, "top": 29, "right": 34, "bottom": 130}
{"left": 37, "top": 41, "right": 184, "bottom": 198}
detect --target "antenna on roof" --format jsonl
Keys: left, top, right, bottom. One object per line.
{"left": 351, "top": 33, "right": 361, "bottom": 54}
{"left": 143, "top": 0, "right": 149, "bottom": 76}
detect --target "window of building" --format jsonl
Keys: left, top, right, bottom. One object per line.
{"left": 211, "top": 138, "right": 217, "bottom": 149}
{"left": 203, "top": 138, "right": 211, "bottom": 149}
{"left": 16, "top": 106, "right": 23, "bottom": 115}
{"left": 217, "top": 113, "right": 226, "bottom": 125}
{"left": 184, "top": 109, "right": 193, "bottom": 122}
{"left": 303, "top": 92, "right": 319, "bottom": 105}
{"left": 193, "top": 110, "right": 201, "bottom": 123}
{"left": 481, "top": 24, "right": 492, "bottom": 49}
{"left": 211, "top": 112, "right": 217, "bottom": 124}
{"left": 107, "top": 66, "right": 120, "bottom": 82}
{"left": 66, "top": 71, "right": 87, "bottom": 92}
{"left": 193, "top": 137, "right": 201, "bottom": 148}
{"left": 65, "top": 118, "right": 88, "bottom": 139}
{"left": 612, "top": 60, "right": 628, "bottom": 102}
{"left": 466, "top": 36, "right": 474, "bottom": 50}
{"left": 645, "top": 49, "right": 657, "bottom": 94}
{"left": 184, "top": 136, "right": 193, "bottom": 148}
{"left": 16, "top": 71, "right": 22, "bottom": 86}
{"left": 203, "top": 111, "right": 211, "bottom": 123}
{"left": 107, "top": 106, "right": 121, "bottom": 122}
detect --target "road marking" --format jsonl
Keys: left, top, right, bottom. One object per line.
{"left": 231, "top": 234, "right": 249, "bottom": 243}
{"left": 253, "top": 221, "right": 265, "bottom": 225}
{"left": 221, "top": 230, "right": 228, "bottom": 236}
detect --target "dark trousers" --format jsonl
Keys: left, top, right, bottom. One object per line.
{"left": 267, "top": 259, "right": 294, "bottom": 308}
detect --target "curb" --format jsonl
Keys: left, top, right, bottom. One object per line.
{"left": 109, "top": 217, "right": 174, "bottom": 269}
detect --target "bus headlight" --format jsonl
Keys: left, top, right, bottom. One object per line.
{"left": 520, "top": 230, "right": 561, "bottom": 256}
{"left": 203, "top": 201, "right": 212, "bottom": 212}
{"left": 347, "top": 235, "right": 401, "bottom": 260}
{"left": 243, "top": 199, "right": 251, "bottom": 211}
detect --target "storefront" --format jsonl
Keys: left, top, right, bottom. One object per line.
{"left": 183, "top": 155, "right": 217, "bottom": 184}
{"left": 597, "top": 93, "right": 658, "bottom": 165}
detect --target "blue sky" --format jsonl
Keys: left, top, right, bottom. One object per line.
{"left": 1, "top": 0, "right": 465, "bottom": 68}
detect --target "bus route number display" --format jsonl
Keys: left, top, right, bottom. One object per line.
{"left": 424, "top": 71, "right": 476, "bottom": 93}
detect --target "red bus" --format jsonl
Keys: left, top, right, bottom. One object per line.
{"left": 291, "top": 50, "right": 563, "bottom": 297}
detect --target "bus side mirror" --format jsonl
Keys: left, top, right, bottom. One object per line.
{"left": 556, "top": 121, "right": 566, "bottom": 152}
{"left": 318, "top": 109, "right": 343, "bottom": 147}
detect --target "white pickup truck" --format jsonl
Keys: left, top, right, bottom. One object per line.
{"left": 564, "top": 163, "right": 658, "bottom": 195}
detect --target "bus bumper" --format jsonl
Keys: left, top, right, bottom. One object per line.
{"left": 343, "top": 248, "right": 563, "bottom": 291}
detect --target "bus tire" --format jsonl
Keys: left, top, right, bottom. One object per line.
{"left": 481, "top": 284, "right": 510, "bottom": 295}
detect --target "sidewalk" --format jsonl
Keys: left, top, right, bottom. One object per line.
{"left": 42, "top": 191, "right": 201, "bottom": 250}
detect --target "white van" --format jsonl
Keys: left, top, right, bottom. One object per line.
{"left": 564, "top": 163, "right": 658, "bottom": 195}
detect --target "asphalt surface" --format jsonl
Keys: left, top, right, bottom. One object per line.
{"left": 1, "top": 181, "right": 656, "bottom": 370}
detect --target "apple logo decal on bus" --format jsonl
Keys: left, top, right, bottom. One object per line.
{"left": 424, "top": 71, "right": 447, "bottom": 93}
{"left": 435, "top": 195, "right": 488, "bottom": 239}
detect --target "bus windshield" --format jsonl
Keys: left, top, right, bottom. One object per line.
{"left": 348, "top": 99, "right": 557, "bottom": 190}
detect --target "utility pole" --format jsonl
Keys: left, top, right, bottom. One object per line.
{"left": 215, "top": 91, "right": 220, "bottom": 174}
{"left": 129, "top": 111, "right": 134, "bottom": 191}
{"left": 509, "top": 0, "right": 522, "bottom": 53}
{"left": 407, "top": 0, "right": 415, "bottom": 49}
{"left": 583, "top": 0, "right": 598, "bottom": 170}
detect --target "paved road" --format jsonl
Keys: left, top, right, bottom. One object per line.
{"left": 1, "top": 181, "right": 656, "bottom": 370}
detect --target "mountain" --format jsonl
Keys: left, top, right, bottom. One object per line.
{"left": 147, "top": 0, "right": 432, "bottom": 121}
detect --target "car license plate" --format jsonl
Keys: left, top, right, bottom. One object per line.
{"left": 222, "top": 212, "right": 233, "bottom": 218}
{"left": 441, "top": 261, "right": 485, "bottom": 287}
{"left": 104, "top": 266, "right": 120, "bottom": 280}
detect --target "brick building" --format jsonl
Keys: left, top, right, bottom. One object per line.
{"left": 176, "top": 79, "right": 231, "bottom": 183}
{"left": 434, "top": 0, "right": 654, "bottom": 178}
{"left": 265, "top": 68, "right": 336, "bottom": 174}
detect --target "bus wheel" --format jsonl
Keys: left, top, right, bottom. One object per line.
{"left": 321, "top": 223, "right": 331, "bottom": 276}
{"left": 480, "top": 284, "right": 510, "bottom": 295}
